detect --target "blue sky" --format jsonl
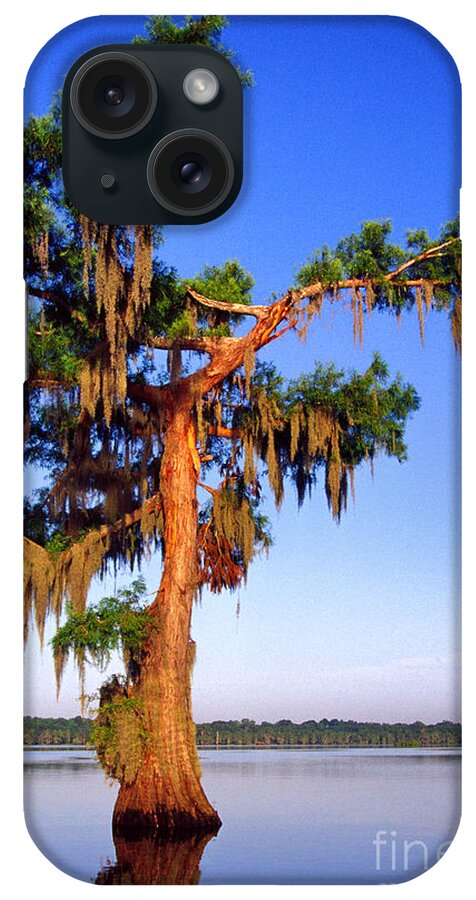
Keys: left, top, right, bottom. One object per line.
{"left": 24, "top": 15, "right": 461, "bottom": 723}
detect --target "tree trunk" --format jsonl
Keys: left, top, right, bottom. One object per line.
{"left": 112, "top": 402, "right": 221, "bottom": 839}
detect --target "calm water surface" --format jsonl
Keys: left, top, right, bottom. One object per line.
{"left": 24, "top": 746, "right": 460, "bottom": 885}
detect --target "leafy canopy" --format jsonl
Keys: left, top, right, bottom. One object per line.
{"left": 23, "top": 16, "right": 460, "bottom": 679}
{"left": 51, "top": 578, "right": 156, "bottom": 693}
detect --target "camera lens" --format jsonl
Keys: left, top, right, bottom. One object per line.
{"left": 104, "top": 86, "right": 124, "bottom": 106}
{"left": 180, "top": 162, "right": 202, "bottom": 185}
{"left": 173, "top": 154, "right": 212, "bottom": 194}
{"left": 147, "top": 130, "right": 234, "bottom": 216}
{"left": 70, "top": 52, "right": 157, "bottom": 139}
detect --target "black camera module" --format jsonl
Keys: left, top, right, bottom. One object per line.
{"left": 63, "top": 45, "right": 243, "bottom": 223}
{"left": 70, "top": 51, "right": 158, "bottom": 139}
{"left": 147, "top": 129, "right": 234, "bottom": 216}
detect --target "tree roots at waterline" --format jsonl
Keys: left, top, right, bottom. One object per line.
{"left": 93, "top": 649, "right": 222, "bottom": 840}
{"left": 112, "top": 785, "right": 222, "bottom": 840}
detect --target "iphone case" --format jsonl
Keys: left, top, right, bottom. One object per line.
{"left": 23, "top": 14, "right": 461, "bottom": 885}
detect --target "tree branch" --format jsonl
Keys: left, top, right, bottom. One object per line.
{"left": 186, "top": 287, "right": 270, "bottom": 319}
{"left": 385, "top": 238, "right": 460, "bottom": 281}
{"left": 26, "top": 493, "right": 163, "bottom": 557}
{"left": 127, "top": 380, "right": 170, "bottom": 410}
{"left": 197, "top": 481, "right": 217, "bottom": 496}
{"left": 28, "top": 286, "right": 92, "bottom": 328}
{"left": 141, "top": 332, "right": 239, "bottom": 355}
{"left": 187, "top": 238, "right": 460, "bottom": 337}
{"left": 207, "top": 424, "right": 243, "bottom": 440}
{"left": 183, "top": 293, "right": 297, "bottom": 398}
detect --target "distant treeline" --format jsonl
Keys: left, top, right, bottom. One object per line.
{"left": 195, "top": 719, "right": 461, "bottom": 747}
{"left": 24, "top": 716, "right": 461, "bottom": 747}
{"left": 24, "top": 716, "right": 93, "bottom": 745}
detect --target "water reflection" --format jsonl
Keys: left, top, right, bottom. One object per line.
{"left": 24, "top": 747, "right": 461, "bottom": 884}
{"left": 96, "top": 831, "right": 218, "bottom": 885}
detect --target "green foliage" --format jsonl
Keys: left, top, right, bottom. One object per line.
{"left": 295, "top": 244, "right": 344, "bottom": 287}
{"left": 23, "top": 715, "right": 92, "bottom": 746}
{"left": 91, "top": 686, "right": 150, "bottom": 784}
{"left": 183, "top": 260, "right": 255, "bottom": 335}
{"left": 285, "top": 353, "right": 420, "bottom": 465}
{"left": 187, "top": 260, "right": 254, "bottom": 307}
{"left": 166, "top": 309, "right": 196, "bottom": 340}
{"left": 335, "top": 219, "right": 406, "bottom": 280}
{"left": 23, "top": 715, "right": 461, "bottom": 749}
{"left": 23, "top": 13, "right": 460, "bottom": 653}
{"left": 296, "top": 220, "right": 403, "bottom": 288}
{"left": 132, "top": 15, "right": 254, "bottom": 85}
{"left": 28, "top": 317, "right": 83, "bottom": 387}
{"left": 295, "top": 218, "right": 461, "bottom": 316}
{"left": 24, "top": 390, "right": 81, "bottom": 472}
{"left": 405, "top": 216, "right": 462, "bottom": 311}
{"left": 233, "top": 356, "right": 420, "bottom": 513}
{"left": 24, "top": 98, "right": 62, "bottom": 246}
{"left": 44, "top": 531, "right": 75, "bottom": 557}
{"left": 23, "top": 495, "right": 49, "bottom": 546}
{"left": 199, "top": 324, "right": 232, "bottom": 339}
{"left": 51, "top": 578, "right": 156, "bottom": 672}
{"left": 195, "top": 718, "right": 462, "bottom": 747}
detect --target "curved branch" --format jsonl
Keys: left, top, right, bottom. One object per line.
{"left": 184, "top": 293, "right": 297, "bottom": 398}
{"left": 127, "top": 380, "right": 170, "bottom": 410}
{"left": 197, "top": 481, "right": 217, "bottom": 496}
{"left": 385, "top": 238, "right": 460, "bottom": 281}
{"left": 186, "top": 287, "right": 269, "bottom": 319}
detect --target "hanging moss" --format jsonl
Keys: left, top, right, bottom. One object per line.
{"left": 78, "top": 221, "right": 154, "bottom": 423}
{"left": 415, "top": 284, "right": 425, "bottom": 348}
{"left": 289, "top": 404, "right": 303, "bottom": 462}
{"left": 451, "top": 295, "right": 462, "bottom": 353}
{"left": 266, "top": 429, "right": 283, "bottom": 506}
{"left": 243, "top": 431, "right": 256, "bottom": 484}
{"left": 243, "top": 346, "right": 255, "bottom": 398}
{"left": 306, "top": 408, "right": 335, "bottom": 458}
{"left": 140, "top": 498, "right": 165, "bottom": 548}
{"left": 79, "top": 354, "right": 101, "bottom": 419}
{"left": 422, "top": 279, "right": 434, "bottom": 313}
{"left": 23, "top": 530, "right": 111, "bottom": 646}
{"left": 126, "top": 225, "right": 154, "bottom": 331}
{"left": 212, "top": 487, "right": 255, "bottom": 570}
{"left": 297, "top": 287, "right": 323, "bottom": 342}
{"left": 197, "top": 521, "right": 246, "bottom": 593}
{"left": 23, "top": 538, "right": 58, "bottom": 647}
{"left": 92, "top": 690, "right": 150, "bottom": 785}
{"left": 348, "top": 465, "right": 355, "bottom": 503}
{"left": 365, "top": 282, "right": 375, "bottom": 316}
{"left": 325, "top": 461, "right": 345, "bottom": 519}
{"left": 79, "top": 215, "right": 95, "bottom": 297}
{"left": 33, "top": 231, "right": 49, "bottom": 277}
{"left": 351, "top": 286, "right": 364, "bottom": 347}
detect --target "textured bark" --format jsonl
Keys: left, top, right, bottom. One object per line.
{"left": 113, "top": 315, "right": 295, "bottom": 838}
{"left": 112, "top": 400, "right": 221, "bottom": 839}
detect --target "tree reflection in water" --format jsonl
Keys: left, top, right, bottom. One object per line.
{"left": 96, "top": 830, "right": 218, "bottom": 885}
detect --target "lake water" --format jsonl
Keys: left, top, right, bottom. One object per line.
{"left": 24, "top": 746, "right": 461, "bottom": 885}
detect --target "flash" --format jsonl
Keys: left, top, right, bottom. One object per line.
{"left": 183, "top": 69, "right": 219, "bottom": 105}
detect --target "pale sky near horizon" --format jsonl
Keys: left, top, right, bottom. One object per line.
{"left": 24, "top": 15, "right": 461, "bottom": 724}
